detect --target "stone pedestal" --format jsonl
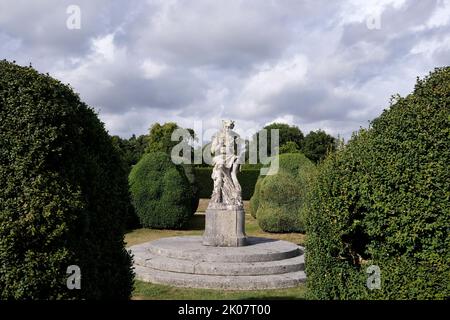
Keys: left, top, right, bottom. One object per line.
{"left": 202, "top": 207, "right": 247, "bottom": 247}
{"left": 129, "top": 236, "right": 306, "bottom": 290}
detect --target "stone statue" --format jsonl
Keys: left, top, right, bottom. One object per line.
{"left": 209, "top": 120, "right": 244, "bottom": 209}
{"left": 203, "top": 120, "right": 247, "bottom": 247}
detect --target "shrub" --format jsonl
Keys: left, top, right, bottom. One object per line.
{"left": 306, "top": 67, "right": 450, "bottom": 299}
{"left": 129, "top": 152, "right": 194, "bottom": 228}
{"left": 257, "top": 172, "right": 305, "bottom": 232}
{"left": 0, "top": 60, "right": 134, "bottom": 299}
{"left": 253, "top": 153, "right": 316, "bottom": 232}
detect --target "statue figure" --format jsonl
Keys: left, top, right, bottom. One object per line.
{"left": 203, "top": 120, "right": 247, "bottom": 247}
{"left": 209, "top": 120, "right": 244, "bottom": 209}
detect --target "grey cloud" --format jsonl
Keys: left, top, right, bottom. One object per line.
{"left": 92, "top": 69, "right": 207, "bottom": 113}
{"left": 0, "top": 0, "right": 448, "bottom": 140}
{"left": 0, "top": 0, "right": 139, "bottom": 63}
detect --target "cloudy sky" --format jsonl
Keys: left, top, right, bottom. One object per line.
{"left": 1, "top": 0, "right": 449, "bottom": 141}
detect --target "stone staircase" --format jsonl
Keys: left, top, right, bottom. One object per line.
{"left": 129, "top": 236, "right": 306, "bottom": 290}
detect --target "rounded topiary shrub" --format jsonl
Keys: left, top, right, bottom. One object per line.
{"left": 129, "top": 152, "right": 194, "bottom": 228}
{"left": 306, "top": 67, "right": 450, "bottom": 300}
{"left": 0, "top": 60, "right": 134, "bottom": 299}
{"left": 254, "top": 153, "right": 316, "bottom": 232}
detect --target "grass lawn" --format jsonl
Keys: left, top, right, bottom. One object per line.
{"left": 125, "top": 199, "right": 307, "bottom": 300}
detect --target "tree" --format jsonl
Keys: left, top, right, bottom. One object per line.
{"left": 302, "top": 130, "right": 336, "bottom": 163}
{"left": 251, "top": 123, "right": 304, "bottom": 159}
{"left": 111, "top": 134, "right": 148, "bottom": 171}
{"left": 146, "top": 122, "right": 195, "bottom": 157}
{"left": 279, "top": 141, "right": 301, "bottom": 154}
{"left": 264, "top": 123, "right": 304, "bottom": 154}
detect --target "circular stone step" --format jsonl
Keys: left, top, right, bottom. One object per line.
{"left": 134, "top": 265, "right": 307, "bottom": 290}
{"left": 128, "top": 236, "right": 306, "bottom": 290}
{"left": 136, "top": 252, "right": 304, "bottom": 276}
{"left": 133, "top": 236, "right": 302, "bottom": 263}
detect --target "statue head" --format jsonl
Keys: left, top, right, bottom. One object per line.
{"left": 222, "top": 119, "right": 235, "bottom": 130}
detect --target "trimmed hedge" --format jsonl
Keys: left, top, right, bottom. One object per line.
{"left": 182, "top": 163, "right": 200, "bottom": 214}
{"left": 257, "top": 172, "right": 304, "bottom": 232}
{"left": 194, "top": 167, "right": 260, "bottom": 200}
{"left": 249, "top": 177, "right": 263, "bottom": 218}
{"left": 306, "top": 67, "right": 450, "bottom": 299}
{"left": 129, "top": 152, "right": 195, "bottom": 228}
{"left": 251, "top": 153, "right": 316, "bottom": 232}
{"left": 0, "top": 60, "right": 134, "bottom": 299}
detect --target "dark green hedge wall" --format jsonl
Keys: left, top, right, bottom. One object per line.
{"left": 305, "top": 67, "right": 450, "bottom": 300}
{"left": 0, "top": 60, "right": 133, "bottom": 299}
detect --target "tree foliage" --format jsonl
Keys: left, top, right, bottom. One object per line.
{"left": 279, "top": 141, "right": 301, "bottom": 154}
{"left": 252, "top": 123, "right": 304, "bottom": 158}
{"left": 146, "top": 122, "right": 194, "bottom": 156}
{"left": 303, "top": 130, "right": 336, "bottom": 163}
{"left": 111, "top": 134, "right": 148, "bottom": 171}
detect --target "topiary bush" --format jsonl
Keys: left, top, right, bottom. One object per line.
{"left": 0, "top": 60, "right": 134, "bottom": 299}
{"left": 306, "top": 67, "right": 450, "bottom": 300}
{"left": 129, "top": 152, "right": 195, "bottom": 228}
{"left": 253, "top": 153, "right": 316, "bottom": 232}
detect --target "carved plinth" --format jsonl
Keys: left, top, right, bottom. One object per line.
{"left": 202, "top": 207, "right": 247, "bottom": 247}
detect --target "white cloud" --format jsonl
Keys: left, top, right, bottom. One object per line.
{"left": 338, "top": 0, "right": 407, "bottom": 25}
{"left": 427, "top": 0, "right": 450, "bottom": 28}
{"left": 0, "top": 0, "right": 448, "bottom": 140}
{"left": 235, "top": 55, "right": 308, "bottom": 118}
{"left": 92, "top": 34, "right": 116, "bottom": 63}
{"left": 410, "top": 34, "right": 450, "bottom": 58}
{"left": 141, "top": 59, "right": 167, "bottom": 79}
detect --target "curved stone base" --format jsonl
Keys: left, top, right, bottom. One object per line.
{"left": 129, "top": 236, "right": 306, "bottom": 290}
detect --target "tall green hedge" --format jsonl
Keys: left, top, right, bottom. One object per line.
{"left": 249, "top": 177, "right": 263, "bottom": 218}
{"left": 194, "top": 167, "right": 259, "bottom": 200}
{"left": 306, "top": 67, "right": 450, "bottom": 299}
{"left": 182, "top": 163, "right": 200, "bottom": 214}
{"left": 0, "top": 60, "right": 134, "bottom": 299}
{"left": 251, "top": 153, "right": 316, "bottom": 232}
{"left": 129, "top": 152, "right": 195, "bottom": 228}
